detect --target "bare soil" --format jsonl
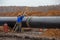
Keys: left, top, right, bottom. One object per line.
{"left": 0, "top": 10, "right": 60, "bottom": 16}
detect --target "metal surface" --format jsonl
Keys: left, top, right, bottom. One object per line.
{"left": 0, "top": 16, "right": 60, "bottom": 28}
{"left": 0, "top": 16, "right": 60, "bottom": 23}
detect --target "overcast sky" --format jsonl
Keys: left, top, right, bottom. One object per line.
{"left": 0, "top": 0, "right": 60, "bottom": 6}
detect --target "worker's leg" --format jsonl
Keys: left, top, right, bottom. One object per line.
{"left": 18, "top": 23, "right": 22, "bottom": 32}
{"left": 14, "top": 22, "right": 22, "bottom": 32}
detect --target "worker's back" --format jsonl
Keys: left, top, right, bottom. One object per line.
{"left": 17, "top": 15, "right": 24, "bottom": 23}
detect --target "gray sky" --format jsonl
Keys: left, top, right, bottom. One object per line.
{"left": 0, "top": 0, "right": 60, "bottom": 6}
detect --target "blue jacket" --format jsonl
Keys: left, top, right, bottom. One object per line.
{"left": 17, "top": 16, "right": 24, "bottom": 23}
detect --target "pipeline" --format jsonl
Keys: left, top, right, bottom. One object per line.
{"left": 0, "top": 16, "right": 60, "bottom": 28}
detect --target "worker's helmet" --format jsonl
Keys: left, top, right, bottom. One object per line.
{"left": 4, "top": 23, "right": 8, "bottom": 26}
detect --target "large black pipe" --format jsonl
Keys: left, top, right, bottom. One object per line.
{"left": 0, "top": 16, "right": 60, "bottom": 28}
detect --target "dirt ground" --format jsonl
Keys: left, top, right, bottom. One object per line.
{"left": 0, "top": 30, "right": 59, "bottom": 40}
{"left": 0, "top": 26, "right": 60, "bottom": 40}
{"left": 0, "top": 10, "right": 60, "bottom": 16}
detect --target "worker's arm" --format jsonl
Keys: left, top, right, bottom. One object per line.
{"left": 20, "top": 15, "right": 24, "bottom": 20}
{"left": 22, "top": 12, "right": 27, "bottom": 16}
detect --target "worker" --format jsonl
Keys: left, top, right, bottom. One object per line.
{"left": 15, "top": 14, "right": 24, "bottom": 32}
{"left": 3, "top": 23, "right": 9, "bottom": 33}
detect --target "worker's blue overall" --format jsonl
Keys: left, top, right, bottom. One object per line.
{"left": 16, "top": 15, "right": 24, "bottom": 32}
